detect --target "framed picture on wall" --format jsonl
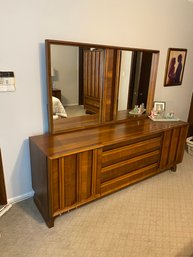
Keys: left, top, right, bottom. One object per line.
{"left": 164, "top": 48, "right": 187, "bottom": 87}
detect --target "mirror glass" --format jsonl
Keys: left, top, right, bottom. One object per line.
{"left": 117, "top": 50, "right": 153, "bottom": 113}
{"left": 47, "top": 42, "right": 105, "bottom": 133}
{"left": 46, "top": 40, "right": 159, "bottom": 134}
{"left": 50, "top": 44, "right": 102, "bottom": 119}
{"left": 51, "top": 44, "right": 81, "bottom": 118}
{"left": 118, "top": 50, "right": 132, "bottom": 111}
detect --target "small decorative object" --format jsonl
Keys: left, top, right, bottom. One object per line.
{"left": 153, "top": 101, "right": 166, "bottom": 117}
{"left": 150, "top": 101, "right": 166, "bottom": 120}
{"left": 133, "top": 105, "right": 139, "bottom": 114}
{"left": 164, "top": 48, "right": 187, "bottom": 86}
{"left": 149, "top": 102, "right": 180, "bottom": 122}
{"left": 129, "top": 103, "right": 146, "bottom": 115}
{"left": 166, "top": 112, "right": 174, "bottom": 119}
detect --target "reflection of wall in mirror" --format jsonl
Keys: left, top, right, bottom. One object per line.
{"left": 51, "top": 45, "right": 79, "bottom": 106}
{"left": 118, "top": 51, "right": 132, "bottom": 111}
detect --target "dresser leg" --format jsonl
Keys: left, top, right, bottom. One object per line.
{"left": 33, "top": 196, "right": 55, "bottom": 228}
{"left": 46, "top": 218, "right": 55, "bottom": 228}
{"left": 170, "top": 164, "right": 177, "bottom": 172}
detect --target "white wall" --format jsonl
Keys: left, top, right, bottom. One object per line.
{"left": 118, "top": 51, "right": 132, "bottom": 111}
{"left": 1, "top": 0, "right": 193, "bottom": 202}
{"left": 51, "top": 45, "right": 79, "bottom": 106}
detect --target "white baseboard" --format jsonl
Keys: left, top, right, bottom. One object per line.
{"left": 8, "top": 191, "right": 34, "bottom": 204}
{"left": 0, "top": 204, "right": 12, "bottom": 217}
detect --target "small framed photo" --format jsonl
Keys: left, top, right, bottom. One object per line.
{"left": 164, "top": 48, "right": 187, "bottom": 86}
{"left": 153, "top": 101, "right": 166, "bottom": 112}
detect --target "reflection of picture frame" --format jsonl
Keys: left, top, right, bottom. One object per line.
{"left": 164, "top": 48, "right": 187, "bottom": 87}
{"left": 154, "top": 101, "right": 166, "bottom": 112}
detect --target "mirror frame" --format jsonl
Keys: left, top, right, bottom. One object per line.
{"left": 45, "top": 39, "right": 159, "bottom": 134}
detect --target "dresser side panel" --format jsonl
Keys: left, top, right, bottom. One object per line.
{"left": 29, "top": 140, "right": 52, "bottom": 225}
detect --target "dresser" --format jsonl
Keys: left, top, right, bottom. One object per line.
{"left": 30, "top": 118, "right": 188, "bottom": 227}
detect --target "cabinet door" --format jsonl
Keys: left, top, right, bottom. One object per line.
{"left": 83, "top": 49, "right": 104, "bottom": 114}
{"left": 159, "top": 125, "right": 188, "bottom": 170}
{"left": 49, "top": 148, "right": 102, "bottom": 215}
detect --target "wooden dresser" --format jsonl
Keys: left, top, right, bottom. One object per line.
{"left": 29, "top": 118, "right": 188, "bottom": 227}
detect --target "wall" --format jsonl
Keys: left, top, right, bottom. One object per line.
{"left": 51, "top": 45, "right": 79, "bottom": 106}
{"left": 118, "top": 51, "right": 132, "bottom": 111}
{"left": 1, "top": 0, "right": 193, "bottom": 203}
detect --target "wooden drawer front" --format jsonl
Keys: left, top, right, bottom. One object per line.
{"left": 102, "top": 137, "right": 161, "bottom": 167}
{"left": 50, "top": 148, "right": 102, "bottom": 214}
{"left": 101, "top": 163, "right": 158, "bottom": 195}
{"left": 101, "top": 150, "right": 160, "bottom": 183}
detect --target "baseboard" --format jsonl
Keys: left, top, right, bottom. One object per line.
{"left": 7, "top": 191, "right": 34, "bottom": 204}
{"left": 0, "top": 204, "right": 12, "bottom": 217}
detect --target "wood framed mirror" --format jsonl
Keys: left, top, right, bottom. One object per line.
{"left": 45, "top": 39, "right": 159, "bottom": 134}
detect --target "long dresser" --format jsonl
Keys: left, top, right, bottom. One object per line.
{"left": 29, "top": 118, "right": 188, "bottom": 227}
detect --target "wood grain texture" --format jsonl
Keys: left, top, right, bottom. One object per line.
{"left": 101, "top": 150, "right": 160, "bottom": 182}
{"left": 83, "top": 49, "right": 104, "bottom": 114}
{"left": 101, "top": 163, "right": 158, "bottom": 195}
{"left": 159, "top": 125, "right": 188, "bottom": 171}
{"left": 30, "top": 119, "right": 188, "bottom": 159}
{"left": 29, "top": 118, "right": 188, "bottom": 227}
{"left": 30, "top": 142, "right": 54, "bottom": 228}
{"left": 102, "top": 136, "right": 161, "bottom": 167}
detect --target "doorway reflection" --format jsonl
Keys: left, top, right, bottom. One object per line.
{"left": 118, "top": 50, "right": 153, "bottom": 112}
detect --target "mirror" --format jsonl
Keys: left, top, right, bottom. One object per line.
{"left": 51, "top": 44, "right": 81, "bottom": 117}
{"left": 45, "top": 40, "right": 159, "bottom": 134}
{"left": 50, "top": 44, "right": 104, "bottom": 119}
{"left": 118, "top": 50, "right": 154, "bottom": 112}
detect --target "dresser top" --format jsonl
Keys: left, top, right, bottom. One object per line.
{"left": 30, "top": 118, "right": 188, "bottom": 159}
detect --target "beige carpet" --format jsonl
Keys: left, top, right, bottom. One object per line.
{"left": 0, "top": 151, "right": 193, "bottom": 257}
{"left": 65, "top": 105, "right": 87, "bottom": 117}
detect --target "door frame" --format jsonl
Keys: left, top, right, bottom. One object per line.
{"left": 0, "top": 149, "right": 7, "bottom": 205}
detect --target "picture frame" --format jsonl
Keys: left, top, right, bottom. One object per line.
{"left": 153, "top": 101, "right": 166, "bottom": 112}
{"left": 164, "top": 48, "right": 187, "bottom": 87}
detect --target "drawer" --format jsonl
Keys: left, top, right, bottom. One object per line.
{"left": 101, "top": 150, "right": 160, "bottom": 183}
{"left": 102, "top": 136, "right": 161, "bottom": 167}
{"left": 101, "top": 163, "right": 158, "bottom": 195}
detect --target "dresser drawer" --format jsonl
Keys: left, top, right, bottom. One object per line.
{"left": 101, "top": 150, "right": 160, "bottom": 183}
{"left": 101, "top": 163, "right": 158, "bottom": 195}
{"left": 102, "top": 136, "right": 161, "bottom": 167}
